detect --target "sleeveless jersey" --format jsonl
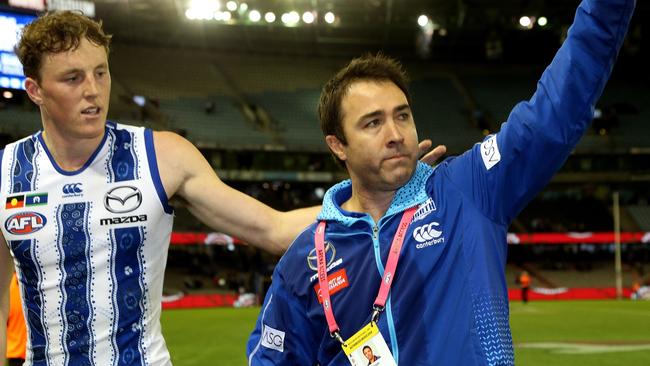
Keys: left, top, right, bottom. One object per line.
{"left": 0, "top": 122, "right": 175, "bottom": 366}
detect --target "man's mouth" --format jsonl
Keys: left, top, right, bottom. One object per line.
{"left": 386, "top": 154, "right": 407, "bottom": 161}
{"left": 81, "top": 107, "right": 101, "bottom": 115}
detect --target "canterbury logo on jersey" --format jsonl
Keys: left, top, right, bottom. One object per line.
{"left": 62, "top": 183, "right": 83, "bottom": 196}
{"left": 413, "top": 222, "right": 445, "bottom": 249}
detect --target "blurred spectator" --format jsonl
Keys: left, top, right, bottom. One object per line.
{"left": 517, "top": 271, "right": 531, "bottom": 304}
{"left": 233, "top": 287, "right": 257, "bottom": 308}
{"left": 6, "top": 274, "right": 26, "bottom": 366}
{"left": 631, "top": 283, "right": 650, "bottom": 300}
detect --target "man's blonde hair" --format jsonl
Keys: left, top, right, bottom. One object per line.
{"left": 16, "top": 11, "right": 112, "bottom": 81}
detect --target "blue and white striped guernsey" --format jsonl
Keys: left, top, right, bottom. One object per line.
{"left": 1, "top": 122, "right": 174, "bottom": 366}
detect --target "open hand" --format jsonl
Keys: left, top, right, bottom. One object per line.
{"left": 418, "top": 140, "right": 447, "bottom": 165}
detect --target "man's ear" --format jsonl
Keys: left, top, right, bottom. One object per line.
{"left": 24, "top": 77, "right": 43, "bottom": 106}
{"left": 325, "top": 135, "right": 347, "bottom": 162}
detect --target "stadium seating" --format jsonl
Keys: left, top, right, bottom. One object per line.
{"left": 0, "top": 108, "right": 41, "bottom": 137}
{"left": 628, "top": 205, "right": 650, "bottom": 231}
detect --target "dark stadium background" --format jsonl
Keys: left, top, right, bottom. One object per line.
{"left": 1, "top": 1, "right": 649, "bottom": 364}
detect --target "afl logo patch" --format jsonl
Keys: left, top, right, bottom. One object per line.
{"left": 5, "top": 212, "right": 47, "bottom": 235}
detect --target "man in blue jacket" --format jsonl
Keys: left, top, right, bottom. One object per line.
{"left": 247, "top": 0, "right": 636, "bottom": 364}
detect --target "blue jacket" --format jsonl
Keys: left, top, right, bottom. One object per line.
{"left": 247, "top": 0, "right": 635, "bottom": 364}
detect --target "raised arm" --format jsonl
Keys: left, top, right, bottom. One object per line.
{"left": 0, "top": 233, "right": 13, "bottom": 366}
{"left": 155, "top": 131, "right": 447, "bottom": 255}
{"left": 446, "top": 0, "right": 636, "bottom": 224}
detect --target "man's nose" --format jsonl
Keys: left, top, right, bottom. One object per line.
{"left": 385, "top": 119, "right": 405, "bottom": 145}
{"left": 83, "top": 75, "right": 99, "bottom": 98}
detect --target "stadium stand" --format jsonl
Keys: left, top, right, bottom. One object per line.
{"left": 0, "top": 108, "right": 41, "bottom": 137}
{"left": 628, "top": 206, "right": 650, "bottom": 231}
{"left": 2, "top": 44, "right": 649, "bottom": 306}
{"left": 598, "top": 81, "right": 650, "bottom": 148}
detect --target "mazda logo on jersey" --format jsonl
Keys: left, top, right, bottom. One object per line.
{"left": 5, "top": 212, "right": 47, "bottom": 235}
{"left": 100, "top": 215, "right": 148, "bottom": 226}
{"left": 307, "top": 241, "right": 336, "bottom": 271}
{"left": 104, "top": 186, "right": 142, "bottom": 213}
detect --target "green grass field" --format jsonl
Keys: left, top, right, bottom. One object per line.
{"left": 161, "top": 300, "right": 650, "bottom": 365}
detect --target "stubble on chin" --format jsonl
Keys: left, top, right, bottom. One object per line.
{"left": 380, "top": 163, "right": 415, "bottom": 190}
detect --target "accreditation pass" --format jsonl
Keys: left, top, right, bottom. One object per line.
{"left": 342, "top": 322, "right": 397, "bottom": 366}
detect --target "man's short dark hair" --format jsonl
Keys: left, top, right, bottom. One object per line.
{"left": 318, "top": 53, "right": 411, "bottom": 166}
{"left": 362, "top": 345, "right": 372, "bottom": 352}
{"left": 16, "top": 11, "right": 112, "bottom": 81}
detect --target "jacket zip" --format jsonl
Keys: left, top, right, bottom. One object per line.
{"left": 371, "top": 221, "right": 399, "bottom": 363}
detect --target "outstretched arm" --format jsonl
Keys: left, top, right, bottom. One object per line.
{"left": 155, "top": 131, "right": 319, "bottom": 255}
{"left": 0, "top": 233, "right": 13, "bottom": 366}
{"left": 446, "top": 0, "right": 636, "bottom": 225}
{"left": 156, "top": 132, "right": 447, "bottom": 255}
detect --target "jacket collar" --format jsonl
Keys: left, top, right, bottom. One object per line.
{"left": 318, "top": 162, "right": 434, "bottom": 226}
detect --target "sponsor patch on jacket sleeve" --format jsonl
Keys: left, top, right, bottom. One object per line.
{"left": 261, "top": 324, "right": 286, "bottom": 352}
{"left": 480, "top": 134, "right": 501, "bottom": 170}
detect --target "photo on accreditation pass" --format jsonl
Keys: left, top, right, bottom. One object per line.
{"left": 347, "top": 340, "right": 395, "bottom": 366}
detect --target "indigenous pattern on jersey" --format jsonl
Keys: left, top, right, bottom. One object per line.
{"left": 0, "top": 122, "right": 174, "bottom": 366}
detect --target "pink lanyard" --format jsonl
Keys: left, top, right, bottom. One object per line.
{"left": 314, "top": 206, "right": 417, "bottom": 344}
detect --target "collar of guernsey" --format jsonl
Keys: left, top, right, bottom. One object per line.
{"left": 318, "top": 161, "right": 435, "bottom": 225}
